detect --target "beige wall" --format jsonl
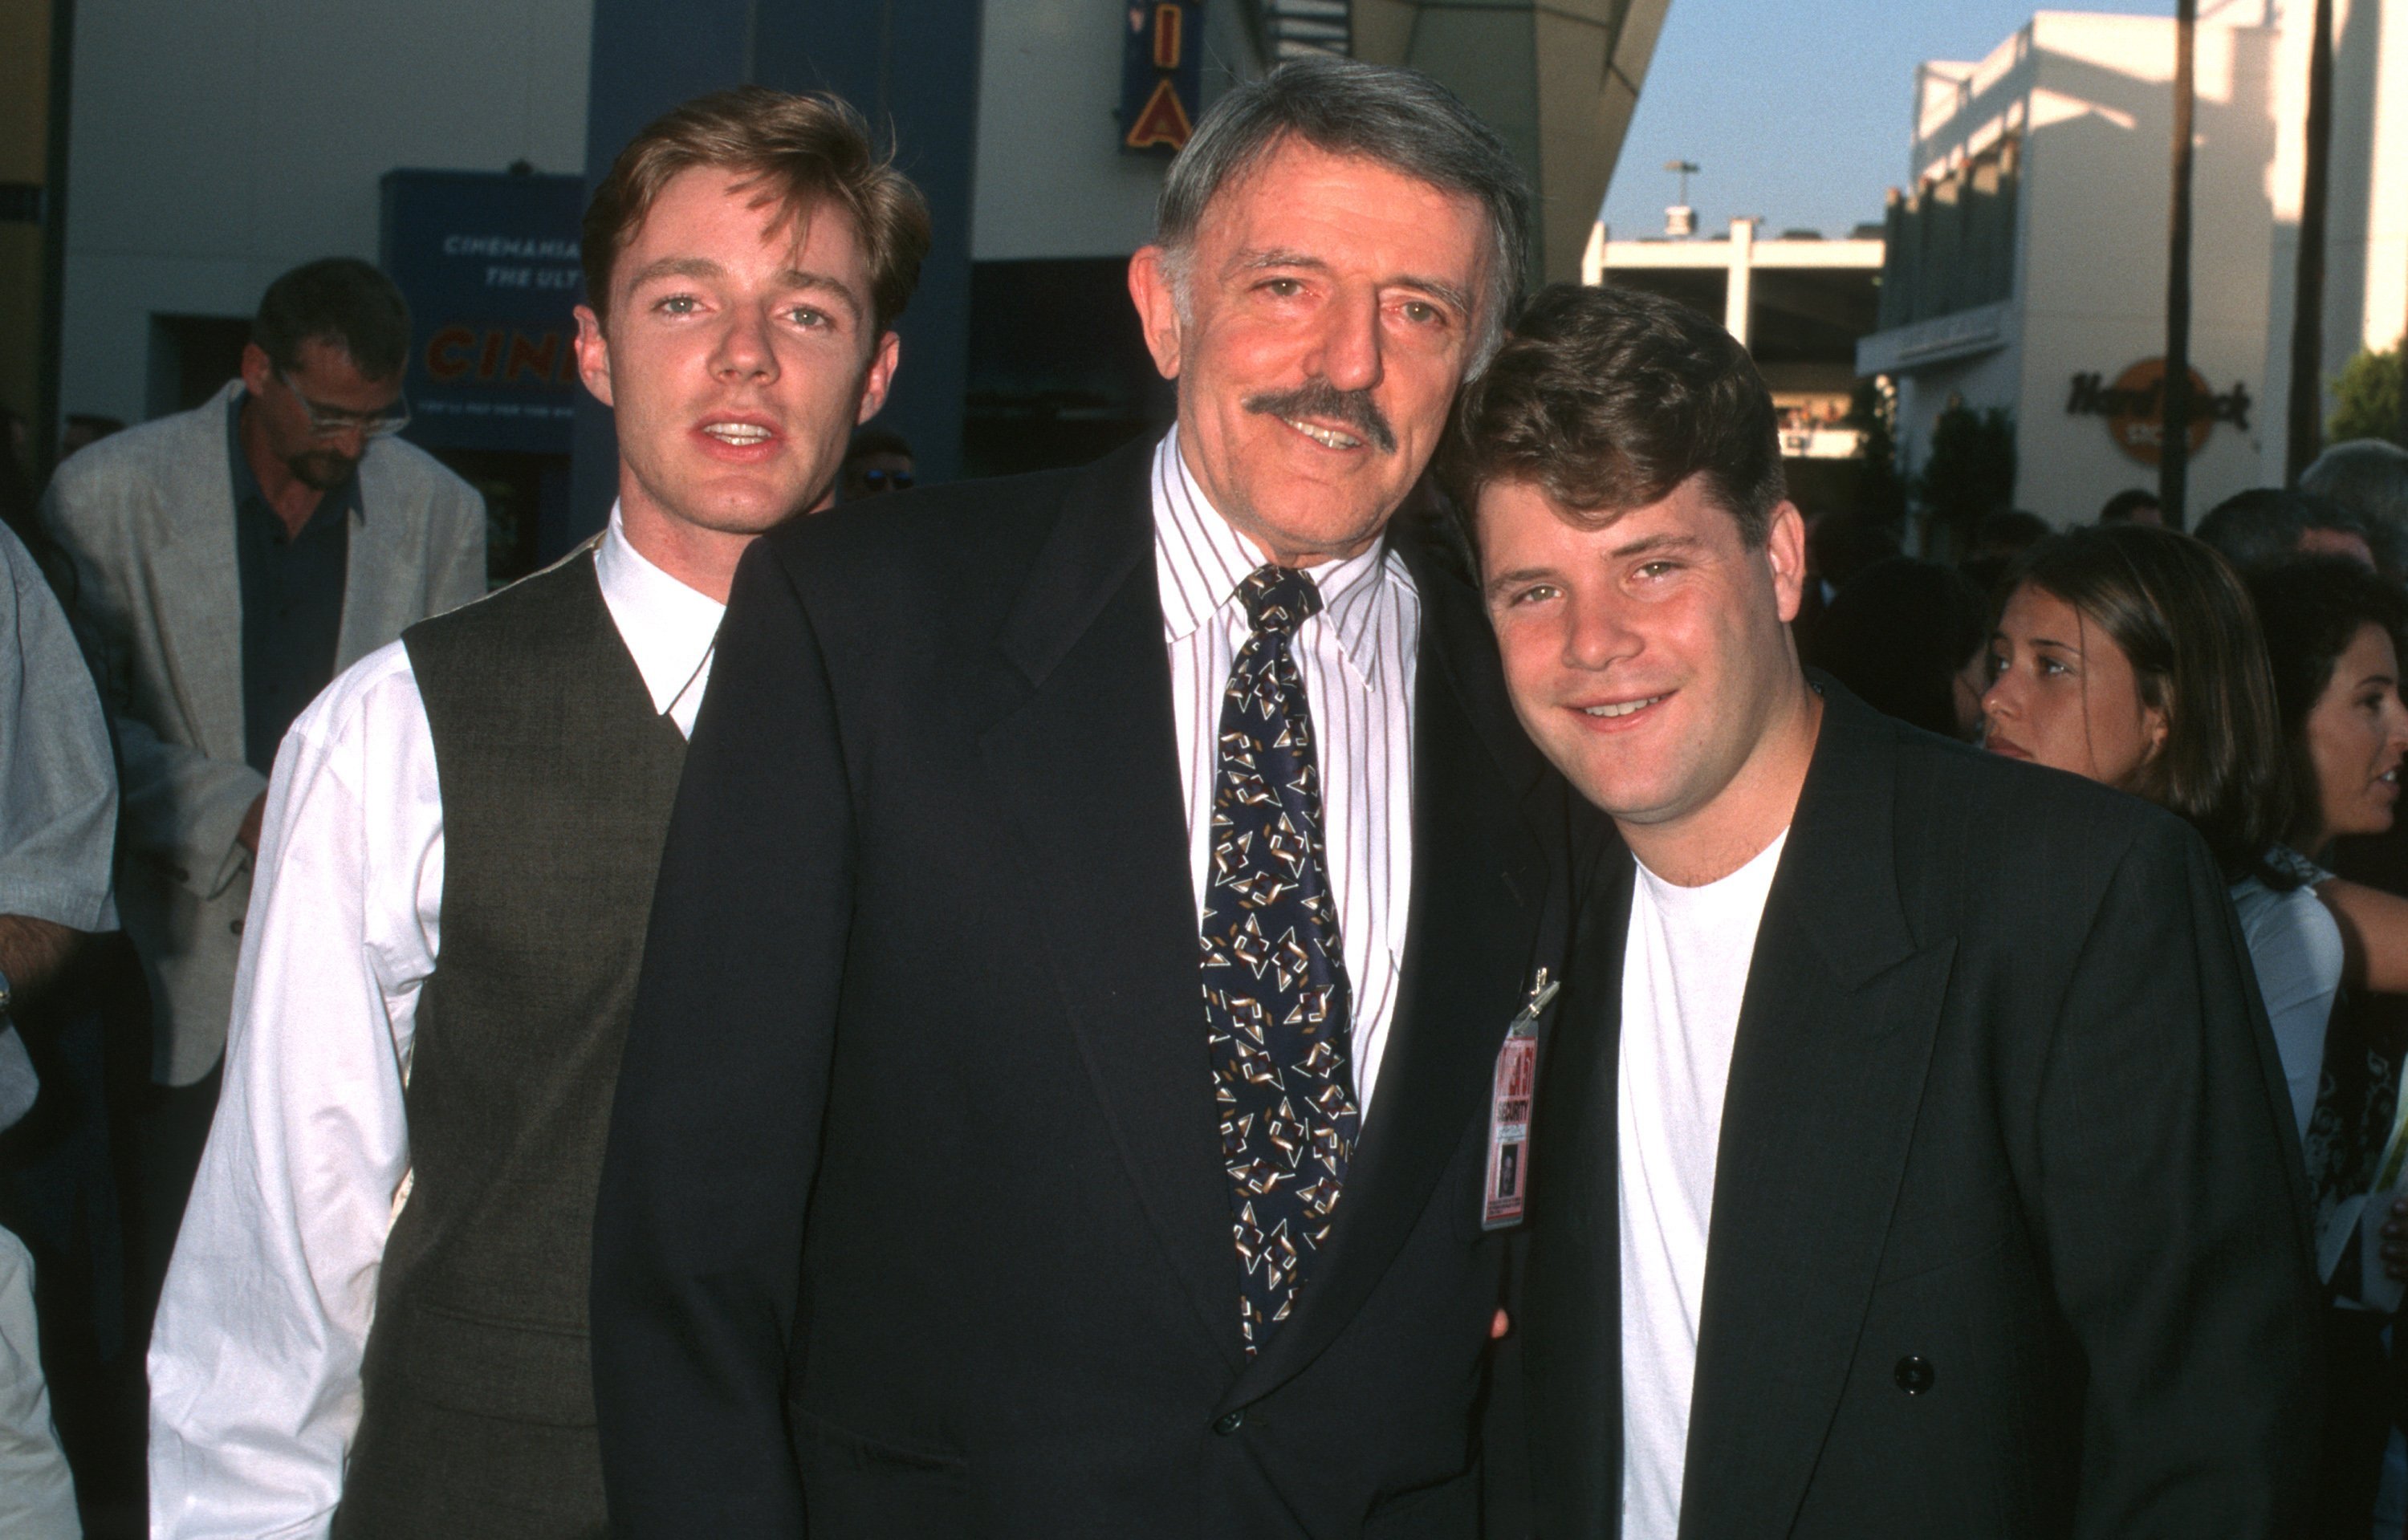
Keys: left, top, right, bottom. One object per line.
{"left": 1353, "top": 0, "right": 1671, "bottom": 288}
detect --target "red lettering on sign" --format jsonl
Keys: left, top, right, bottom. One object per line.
{"left": 1125, "top": 77, "right": 1194, "bottom": 152}
{"left": 478, "top": 331, "right": 504, "bottom": 380}
{"left": 1153, "top": 3, "right": 1182, "bottom": 68}
{"left": 505, "top": 331, "right": 559, "bottom": 384}
{"left": 426, "top": 326, "right": 478, "bottom": 382}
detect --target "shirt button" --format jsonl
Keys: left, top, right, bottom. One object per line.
{"left": 230, "top": 918, "right": 245, "bottom": 937}
{"left": 1893, "top": 1355, "right": 1935, "bottom": 1395}
{"left": 1212, "top": 1409, "right": 1245, "bottom": 1436}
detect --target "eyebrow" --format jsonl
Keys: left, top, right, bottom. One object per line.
{"left": 1226, "top": 247, "right": 1476, "bottom": 318}
{"left": 1606, "top": 531, "right": 1703, "bottom": 560}
{"left": 1483, "top": 566, "right": 1559, "bottom": 597}
{"left": 1995, "top": 629, "right": 2077, "bottom": 653}
{"left": 624, "top": 257, "right": 864, "bottom": 321}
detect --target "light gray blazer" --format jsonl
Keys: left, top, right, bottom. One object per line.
{"left": 41, "top": 380, "right": 486, "bottom": 1083}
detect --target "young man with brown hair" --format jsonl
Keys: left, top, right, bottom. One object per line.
{"left": 147, "top": 87, "right": 928, "bottom": 1539}
{"left": 1451, "top": 282, "right": 2320, "bottom": 1538}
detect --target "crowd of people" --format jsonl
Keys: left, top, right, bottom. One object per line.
{"left": 0, "top": 50, "right": 2405, "bottom": 1540}
{"left": 1802, "top": 438, "right": 2408, "bottom": 1534}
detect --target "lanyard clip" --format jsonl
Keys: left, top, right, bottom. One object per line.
{"left": 1507, "top": 968, "right": 1560, "bottom": 1034}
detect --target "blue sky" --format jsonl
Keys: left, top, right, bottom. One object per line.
{"left": 1598, "top": 0, "right": 2176, "bottom": 240}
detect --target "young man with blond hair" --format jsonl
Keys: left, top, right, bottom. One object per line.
{"left": 148, "top": 86, "right": 928, "bottom": 1539}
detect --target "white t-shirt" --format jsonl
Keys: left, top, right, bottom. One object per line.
{"left": 1618, "top": 830, "right": 1790, "bottom": 1538}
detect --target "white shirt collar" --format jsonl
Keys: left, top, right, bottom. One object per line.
{"left": 592, "top": 501, "right": 726, "bottom": 730}
{"left": 1147, "top": 427, "right": 1406, "bottom": 685}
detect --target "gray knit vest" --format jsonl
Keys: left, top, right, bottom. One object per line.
{"left": 334, "top": 548, "right": 688, "bottom": 1539}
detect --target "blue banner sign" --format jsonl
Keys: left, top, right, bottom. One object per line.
{"left": 1121, "top": 2, "right": 1202, "bottom": 156}
{"left": 378, "top": 169, "right": 585, "bottom": 453}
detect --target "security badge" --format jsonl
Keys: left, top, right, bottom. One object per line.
{"left": 1482, "top": 969, "right": 1560, "bottom": 1231}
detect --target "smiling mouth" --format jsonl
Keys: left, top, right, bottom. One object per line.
{"left": 1582, "top": 696, "right": 1666, "bottom": 720}
{"left": 1281, "top": 416, "right": 1362, "bottom": 451}
{"left": 702, "top": 421, "right": 776, "bottom": 446}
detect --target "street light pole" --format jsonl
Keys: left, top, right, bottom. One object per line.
{"left": 2288, "top": 0, "right": 2335, "bottom": 481}
{"left": 2161, "top": 0, "right": 2198, "bottom": 528}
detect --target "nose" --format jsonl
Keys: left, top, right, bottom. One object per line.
{"left": 323, "top": 422, "right": 368, "bottom": 458}
{"left": 2384, "top": 691, "right": 2408, "bottom": 756}
{"left": 1562, "top": 587, "right": 1641, "bottom": 672}
{"left": 1979, "top": 668, "right": 2017, "bottom": 725}
{"left": 711, "top": 305, "right": 779, "bottom": 382}
{"left": 1310, "top": 289, "right": 1382, "bottom": 396}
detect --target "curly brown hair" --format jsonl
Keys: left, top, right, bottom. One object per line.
{"left": 1440, "top": 282, "right": 1784, "bottom": 551}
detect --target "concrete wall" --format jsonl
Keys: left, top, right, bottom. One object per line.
{"left": 970, "top": 0, "right": 1263, "bottom": 262}
{"left": 1886, "top": 12, "right": 2277, "bottom": 526}
{"left": 59, "top": 0, "right": 593, "bottom": 427}
{"left": 2013, "top": 14, "right": 2276, "bottom": 522}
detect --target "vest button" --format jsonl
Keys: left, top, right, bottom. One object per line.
{"left": 1213, "top": 1409, "right": 1246, "bottom": 1436}
{"left": 1893, "top": 1355, "right": 1935, "bottom": 1395}
{"left": 229, "top": 918, "right": 244, "bottom": 937}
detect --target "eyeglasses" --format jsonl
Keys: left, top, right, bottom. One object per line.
{"left": 275, "top": 368, "right": 412, "bottom": 440}
{"left": 859, "top": 469, "right": 914, "bottom": 491}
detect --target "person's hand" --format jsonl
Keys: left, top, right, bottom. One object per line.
{"left": 2381, "top": 1197, "right": 2408, "bottom": 1283}
{"left": 1491, "top": 1308, "right": 1511, "bottom": 1340}
{"left": 236, "top": 793, "right": 266, "bottom": 856}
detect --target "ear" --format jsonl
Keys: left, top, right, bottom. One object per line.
{"left": 239, "top": 342, "right": 274, "bottom": 397}
{"left": 1127, "top": 246, "right": 1184, "bottom": 380}
{"left": 572, "top": 304, "right": 615, "bottom": 408}
{"left": 2140, "top": 698, "right": 2171, "bottom": 764}
{"left": 855, "top": 331, "right": 901, "bottom": 425}
{"left": 1764, "top": 499, "right": 1808, "bottom": 624}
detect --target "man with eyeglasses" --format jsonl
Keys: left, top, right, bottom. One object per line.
{"left": 39, "top": 257, "right": 484, "bottom": 1323}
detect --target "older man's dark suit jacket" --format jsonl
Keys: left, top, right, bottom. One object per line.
{"left": 589, "top": 438, "right": 1584, "bottom": 1538}
{"left": 1516, "top": 681, "right": 2322, "bottom": 1538}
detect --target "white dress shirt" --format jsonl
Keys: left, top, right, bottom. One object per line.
{"left": 1149, "top": 428, "right": 1418, "bottom": 1118}
{"left": 1618, "top": 831, "right": 1788, "bottom": 1538}
{"left": 147, "top": 508, "right": 723, "bottom": 1540}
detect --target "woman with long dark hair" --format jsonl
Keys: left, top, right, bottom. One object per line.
{"left": 1979, "top": 523, "right": 2329, "bottom": 1125}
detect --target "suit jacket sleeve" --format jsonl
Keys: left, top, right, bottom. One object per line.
{"left": 591, "top": 538, "right": 851, "bottom": 1536}
{"left": 39, "top": 467, "right": 263, "bottom": 900}
{"left": 2042, "top": 815, "right": 2321, "bottom": 1538}
{"left": 427, "top": 480, "right": 486, "bottom": 617}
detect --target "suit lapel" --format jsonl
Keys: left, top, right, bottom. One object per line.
{"left": 1226, "top": 521, "right": 1554, "bottom": 1407}
{"left": 154, "top": 384, "right": 247, "bottom": 764}
{"left": 1524, "top": 842, "right": 1637, "bottom": 1535}
{"left": 340, "top": 447, "right": 417, "bottom": 668}
{"left": 974, "top": 441, "right": 1247, "bottom": 1371}
{"left": 1676, "top": 686, "right": 1957, "bottom": 1538}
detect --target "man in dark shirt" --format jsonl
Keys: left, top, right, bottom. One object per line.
{"left": 42, "top": 257, "right": 485, "bottom": 1318}
{"left": 224, "top": 389, "right": 359, "bottom": 778}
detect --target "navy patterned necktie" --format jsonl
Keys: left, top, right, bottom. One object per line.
{"left": 1203, "top": 563, "right": 1361, "bottom": 1355}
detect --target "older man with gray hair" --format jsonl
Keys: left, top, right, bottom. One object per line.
{"left": 592, "top": 56, "right": 1584, "bottom": 1538}
{"left": 2304, "top": 438, "right": 2408, "bottom": 578}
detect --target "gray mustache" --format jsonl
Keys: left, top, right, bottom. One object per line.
{"left": 1243, "top": 380, "right": 1397, "bottom": 454}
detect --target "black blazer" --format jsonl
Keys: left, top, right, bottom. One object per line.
{"left": 1517, "top": 680, "right": 2322, "bottom": 1538}
{"left": 591, "top": 439, "right": 1583, "bottom": 1538}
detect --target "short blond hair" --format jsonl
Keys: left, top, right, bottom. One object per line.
{"left": 582, "top": 86, "right": 932, "bottom": 334}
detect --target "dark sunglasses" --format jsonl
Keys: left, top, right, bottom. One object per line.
{"left": 860, "top": 469, "right": 915, "bottom": 491}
